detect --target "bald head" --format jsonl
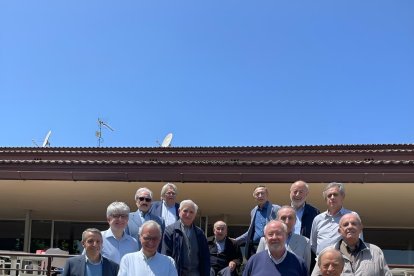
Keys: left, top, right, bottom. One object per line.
{"left": 290, "top": 180, "right": 309, "bottom": 208}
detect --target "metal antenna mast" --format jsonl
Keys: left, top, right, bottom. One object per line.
{"left": 96, "top": 118, "right": 114, "bottom": 147}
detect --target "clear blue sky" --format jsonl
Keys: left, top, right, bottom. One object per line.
{"left": 1, "top": 1, "right": 413, "bottom": 147}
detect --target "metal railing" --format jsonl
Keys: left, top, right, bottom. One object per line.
{"left": 389, "top": 264, "right": 414, "bottom": 276}
{"left": 0, "top": 251, "right": 72, "bottom": 276}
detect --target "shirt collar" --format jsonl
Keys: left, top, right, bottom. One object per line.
{"left": 258, "top": 201, "right": 270, "bottom": 211}
{"left": 85, "top": 254, "right": 103, "bottom": 265}
{"left": 267, "top": 248, "right": 287, "bottom": 265}
{"left": 138, "top": 249, "right": 157, "bottom": 262}
{"left": 325, "top": 207, "right": 345, "bottom": 217}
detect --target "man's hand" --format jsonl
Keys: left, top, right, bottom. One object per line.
{"left": 228, "top": 261, "right": 236, "bottom": 271}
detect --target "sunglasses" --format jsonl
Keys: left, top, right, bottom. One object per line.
{"left": 138, "top": 197, "right": 152, "bottom": 202}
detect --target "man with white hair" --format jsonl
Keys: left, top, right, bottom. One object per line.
{"left": 162, "top": 199, "right": 211, "bottom": 276}
{"left": 257, "top": 206, "right": 311, "bottom": 271}
{"left": 118, "top": 220, "right": 178, "bottom": 276}
{"left": 101, "top": 201, "right": 138, "bottom": 264}
{"left": 208, "top": 220, "right": 242, "bottom": 276}
{"left": 151, "top": 182, "right": 180, "bottom": 227}
{"left": 243, "top": 220, "right": 307, "bottom": 276}
{"left": 317, "top": 248, "right": 344, "bottom": 276}
{"left": 290, "top": 180, "right": 320, "bottom": 238}
{"left": 126, "top": 187, "right": 165, "bottom": 246}
{"left": 312, "top": 213, "right": 391, "bottom": 276}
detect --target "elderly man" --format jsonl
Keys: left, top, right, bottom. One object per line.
{"left": 162, "top": 199, "right": 211, "bottom": 276}
{"left": 118, "top": 220, "right": 178, "bottom": 276}
{"left": 290, "top": 180, "right": 320, "bottom": 271}
{"left": 208, "top": 221, "right": 243, "bottom": 276}
{"left": 312, "top": 213, "right": 391, "bottom": 276}
{"left": 290, "top": 180, "right": 320, "bottom": 238}
{"left": 310, "top": 182, "right": 361, "bottom": 255}
{"left": 151, "top": 182, "right": 180, "bottom": 227}
{"left": 317, "top": 248, "right": 344, "bottom": 276}
{"left": 235, "top": 185, "right": 280, "bottom": 259}
{"left": 257, "top": 206, "right": 311, "bottom": 271}
{"left": 63, "top": 228, "right": 119, "bottom": 276}
{"left": 101, "top": 201, "right": 138, "bottom": 264}
{"left": 243, "top": 220, "right": 308, "bottom": 276}
{"left": 126, "top": 187, "right": 165, "bottom": 244}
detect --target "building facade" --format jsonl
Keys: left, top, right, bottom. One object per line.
{"left": 0, "top": 144, "right": 413, "bottom": 264}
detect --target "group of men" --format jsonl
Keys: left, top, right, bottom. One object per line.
{"left": 63, "top": 180, "right": 392, "bottom": 276}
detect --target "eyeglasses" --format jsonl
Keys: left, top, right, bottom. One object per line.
{"left": 111, "top": 214, "right": 128, "bottom": 219}
{"left": 165, "top": 192, "right": 176, "bottom": 196}
{"left": 141, "top": 236, "right": 160, "bottom": 242}
{"left": 138, "top": 197, "right": 152, "bottom": 202}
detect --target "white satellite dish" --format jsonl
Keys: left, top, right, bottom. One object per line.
{"left": 42, "top": 130, "right": 52, "bottom": 147}
{"left": 161, "top": 133, "right": 173, "bottom": 147}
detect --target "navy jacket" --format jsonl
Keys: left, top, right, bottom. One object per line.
{"left": 62, "top": 255, "right": 119, "bottom": 276}
{"left": 162, "top": 220, "right": 211, "bottom": 276}
{"left": 300, "top": 203, "right": 320, "bottom": 239}
{"left": 208, "top": 236, "right": 242, "bottom": 275}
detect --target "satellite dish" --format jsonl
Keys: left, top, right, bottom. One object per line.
{"left": 161, "top": 133, "right": 173, "bottom": 147}
{"left": 42, "top": 130, "right": 52, "bottom": 147}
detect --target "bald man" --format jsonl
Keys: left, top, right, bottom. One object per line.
{"left": 208, "top": 221, "right": 242, "bottom": 276}
{"left": 312, "top": 213, "right": 391, "bottom": 276}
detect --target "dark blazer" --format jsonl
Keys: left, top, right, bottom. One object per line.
{"left": 208, "top": 236, "right": 243, "bottom": 275}
{"left": 62, "top": 255, "right": 119, "bottom": 276}
{"left": 162, "top": 220, "right": 211, "bottom": 276}
{"left": 151, "top": 200, "right": 180, "bottom": 221}
{"left": 300, "top": 203, "right": 320, "bottom": 239}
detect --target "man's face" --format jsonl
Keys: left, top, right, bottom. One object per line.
{"left": 82, "top": 232, "right": 102, "bottom": 259}
{"left": 162, "top": 187, "right": 177, "bottom": 206}
{"left": 264, "top": 221, "right": 287, "bottom": 253}
{"left": 136, "top": 191, "right": 152, "bottom": 213}
{"left": 179, "top": 205, "right": 196, "bottom": 226}
{"left": 338, "top": 214, "right": 362, "bottom": 245}
{"left": 319, "top": 251, "right": 344, "bottom": 276}
{"left": 253, "top": 187, "right": 268, "bottom": 206}
{"left": 290, "top": 182, "right": 309, "bottom": 207}
{"left": 277, "top": 208, "right": 296, "bottom": 234}
{"left": 213, "top": 223, "right": 227, "bottom": 241}
{"left": 107, "top": 213, "right": 128, "bottom": 232}
{"left": 325, "top": 187, "right": 344, "bottom": 212}
{"left": 139, "top": 225, "right": 161, "bottom": 257}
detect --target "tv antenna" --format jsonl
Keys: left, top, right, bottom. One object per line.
{"left": 158, "top": 133, "right": 173, "bottom": 147}
{"left": 96, "top": 118, "right": 114, "bottom": 147}
{"left": 32, "top": 130, "right": 52, "bottom": 147}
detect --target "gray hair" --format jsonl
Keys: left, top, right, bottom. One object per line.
{"left": 82, "top": 228, "right": 102, "bottom": 242}
{"left": 252, "top": 185, "right": 268, "bottom": 196}
{"left": 318, "top": 247, "right": 345, "bottom": 267}
{"left": 264, "top": 220, "right": 288, "bottom": 234}
{"left": 339, "top": 211, "right": 362, "bottom": 226}
{"left": 213, "top": 221, "right": 227, "bottom": 229}
{"left": 138, "top": 220, "right": 162, "bottom": 237}
{"left": 106, "top": 201, "right": 130, "bottom": 218}
{"left": 135, "top": 187, "right": 153, "bottom": 201}
{"left": 276, "top": 205, "right": 297, "bottom": 218}
{"left": 323, "top": 182, "right": 345, "bottom": 200}
{"left": 179, "top": 199, "right": 199, "bottom": 213}
{"left": 160, "top": 183, "right": 178, "bottom": 198}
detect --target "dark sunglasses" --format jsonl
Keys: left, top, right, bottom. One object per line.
{"left": 138, "top": 197, "right": 152, "bottom": 202}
